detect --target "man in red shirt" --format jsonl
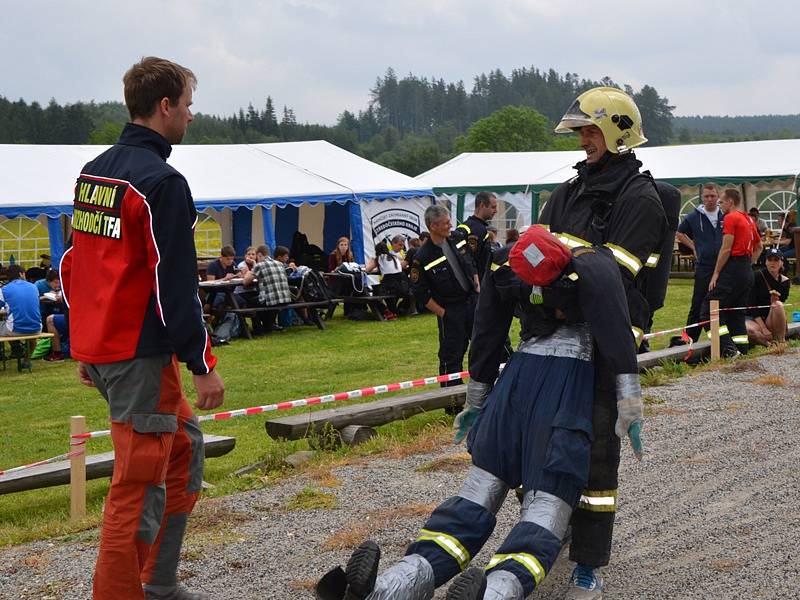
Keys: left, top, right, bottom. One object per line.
{"left": 703, "top": 188, "right": 762, "bottom": 357}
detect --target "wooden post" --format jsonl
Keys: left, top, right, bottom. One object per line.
{"left": 710, "top": 300, "right": 720, "bottom": 362}
{"left": 70, "top": 415, "right": 86, "bottom": 522}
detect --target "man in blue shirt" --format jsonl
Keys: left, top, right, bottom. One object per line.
{"left": 0, "top": 265, "right": 42, "bottom": 336}
{"left": 675, "top": 183, "right": 724, "bottom": 341}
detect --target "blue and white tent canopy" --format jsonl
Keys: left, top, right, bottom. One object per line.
{"left": 0, "top": 140, "right": 433, "bottom": 263}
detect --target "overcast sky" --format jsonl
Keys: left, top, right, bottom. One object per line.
{"left": 1, "top": 0, "right": 797, "bottom": 124}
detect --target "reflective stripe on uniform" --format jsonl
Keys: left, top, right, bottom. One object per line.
{"left": 490, "top": 260, "right": 509, "bottom": 271}
{"left": 645, "top": 253, "right": 660, "bottom": 268}
{"left": 424, "top": 256, "right": 447, "bottom": 270}
{"left": 455, "top": 240, "right": 467, "bottom": 249}
{"left": 732, "top": 335, "right": 749, "bottom": 345}
{"left": 416, "top": 529, "right": 470, "bottom": 570}
{"left": 555, "top": 232, "right": 590, "bottom": 249}
{"left": 457, "top": 223, "right": 471, "bottom": 234}
{"left": 707, "top": 325, "right": 730, "bottom": 338}
{"left": 487, "top": 552, "right": 545, "bottom": 588}
{"left": 566, "top": 272, "right": 579, "bottom": 281}
{"left": 530, "top": 286, "right": 543, "bottom": 304}
{"left": 539, "top": 224, "right": 550, "bottom": 231}
{"left": 604, "top": 243, "right": 642, "bottom": 276}
{"left": 577, "top": 489, "right": 617, "bottom": 513}
{"left": 631, "top": 326, "right": 644, "bottom": 345}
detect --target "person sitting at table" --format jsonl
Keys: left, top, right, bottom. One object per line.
{"left": 39, "top": 254, "right": 52, "bottom": 270}
{"left": 328, "top": 236, "right": 354, "bottom": 271}
{"left": 43, "top": 313, "right": 70, "bottom": 362}
{"left": 35, "top": 269, "right": 63, "bottom": 325}
{"left": 243, "top": 246, "right": 293, "bottom": 334}
{"left": 746, "top": 247, "right": 791, "bottom": 347}
{"left": 204, "top": 245, "right": 237, "bottom": 318}
{"left": 366, "top": 242, "right": 410, "bottom": 319}
{"left": 234, "top": 246, "right": 259, "bottom": 305}
{"left": 0, "top": 265, "right": 42, "bottom": 369}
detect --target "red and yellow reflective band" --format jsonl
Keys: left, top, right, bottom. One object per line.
{"left": 490, "top": 260, "right": 510, "bottom": 271}
{"left": 417, "top": 529, "right": 470, "bottom": 570}
{"left": 487, "top": 552, "right": 545, "bottom": 588}
{"left": 604, "top": 243, "right": 642, "bottom": 276}
{"left": 577, "top": 489, "right": 618, "bottom": 513}
{"left": 424, "top": 256, "right": 447, "bottom": 270}
{"left": 645, "top": 253, "right": 660, "bottom": 268}
{"left": 707, "top": 325, "right": 730, "bottom": 337}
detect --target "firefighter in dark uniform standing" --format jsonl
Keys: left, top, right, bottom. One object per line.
{"left": 539, "top": 87, "right": 667, "bottom": 599}
{"left": 452, "top": 191, "right": 498, "bottom": 280}
{"left": 702, "top": 187, "right": 762, "bottom": 357}
{"left": 410, "top": 204, "right": 478, "bottom": 387}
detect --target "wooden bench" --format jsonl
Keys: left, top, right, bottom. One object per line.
{"left": 0, "top": 332, "right": 54, "bottom": 372}
{"left": 227, "top": 300, "right": 338, "bottom": 338}
{"left": 0, "top": 434, "right": 236, "bottom": 495}
{"left": 325, "top": 294, "right": 399, "bottom": 321}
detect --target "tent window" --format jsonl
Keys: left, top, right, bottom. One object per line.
{"left": 194, "top": 213, "right": 222, "bottom": 258}
{"left": 757, "top": 190, "right": 797, "bottom": 232}
{"left": 0, "top": 217, "right": 49, "bottom": 268}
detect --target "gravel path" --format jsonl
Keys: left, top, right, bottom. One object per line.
{"left": 2, "top": 349, "right": 798, "bottom": 599}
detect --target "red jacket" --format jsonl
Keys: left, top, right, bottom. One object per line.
{"left": 61, "top": 123, "right": 216, "bottom": 375}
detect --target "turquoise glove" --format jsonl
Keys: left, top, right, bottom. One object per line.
{"left": 453, "top": 406, "right": 481, "bottom": 444}
{"left": 615, "top": 374, "right": 644, "bottom": 461}
{"left": 627, "top": 420, "right": 643, "bottom": 461}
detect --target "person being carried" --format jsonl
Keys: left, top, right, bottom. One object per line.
{"left": 746, "top": 247, "right": 790, "bottom": 347}
{"left": 315, "top": 226, "right": 644, "bottom": 600}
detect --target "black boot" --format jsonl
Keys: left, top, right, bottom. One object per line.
{"left": 446, "top": 567, "right": 487, "bottom": 600}
{"left": 344, "top": 540, "right": 381, "bottom": 600}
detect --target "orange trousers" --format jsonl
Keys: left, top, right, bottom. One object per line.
{"left": 87, "top": 355, "right": 204, "bottom": 599}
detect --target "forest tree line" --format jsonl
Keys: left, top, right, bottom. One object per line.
{"left": 2, "top": 65, "right": 798, "bottom": 176}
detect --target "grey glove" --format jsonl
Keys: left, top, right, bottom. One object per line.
{"left": 615, "top": 373, "right": 644, "bottom": 460}
{"left": 453, "top": 380, "right": 492, "bottom": 444}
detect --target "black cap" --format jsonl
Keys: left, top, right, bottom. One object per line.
{"left": 764, "top": 247, "right": 783, "bottom": 260}
{"left": 40, "top": 253, "right": 51, "bottom": 260}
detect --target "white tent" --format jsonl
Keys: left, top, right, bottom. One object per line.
{"left": 417, "top": 139, "right": 800, "bottom": 230}
{"left": 0, "top": 140, "right": 433, "bottom": 264}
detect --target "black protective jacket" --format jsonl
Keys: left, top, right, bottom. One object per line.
{"left": 538, "top": 152, "right": 667, "bottom": 340}
{"left": 452, "top": 214, "right": 492, "bottom": 280}
{"left": 469, "top": 244, "right": 638, "bottom": 385}
{"left": 409, "top": 237, "right": 476, "bottom": 307}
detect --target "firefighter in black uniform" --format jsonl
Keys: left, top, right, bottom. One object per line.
{"left": 539, "top": 87, "right": 667, "bottom": 598}
{"left": 451, "top": 191, "right": 498, "bottom": 280}
{"left": 410, "top": 204, "right": 478, "bottom": 387}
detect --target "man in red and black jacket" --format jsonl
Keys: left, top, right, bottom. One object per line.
{"left": 60, "top": 57, "right": 224, "bottom": 600}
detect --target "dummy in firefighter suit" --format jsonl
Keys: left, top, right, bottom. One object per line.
{"left": 315, "top": 226, "right": 645, "bottom": 600}
{"left": 60, "top": 123, "right": 217, "bottom": 600}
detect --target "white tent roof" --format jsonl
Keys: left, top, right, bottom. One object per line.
{"left": 417, "top": 139, "right": 800, "bottom": 192}
{"left": 0, "top": 140, "right": 432, "bottom": 218}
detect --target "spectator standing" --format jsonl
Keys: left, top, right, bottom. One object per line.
{"left": 702, "top": 188, "right": 762, "bottom": 357}
{"left": 778, "top": 210, "right": 796, "bottom": 259}
{"left": 675, "top": 183, "right": 724, "bottom": 342}
{"left": 746, "top": 247, "right": 790, "bottom": 346}
{"left": 409, "top": 205, "right": 478, "bottom": 386}
{"left": 452, "top": 191, "right": 497, "bottom": 281}
{"left": 59, "top": 56, "right": 223, "bottom": 600}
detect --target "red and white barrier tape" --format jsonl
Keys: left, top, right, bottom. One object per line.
{"left": 0, "top": 448, "right": 84, "bottom": 478}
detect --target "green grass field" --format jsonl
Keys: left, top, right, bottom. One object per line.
{"left": 0, "top": 279, "right": 790, "bottom": 545}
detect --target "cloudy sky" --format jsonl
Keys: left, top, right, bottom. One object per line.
{"left": 1, "top": 0, "right": 796, "bottom": 124}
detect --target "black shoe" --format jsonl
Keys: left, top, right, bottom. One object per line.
{"left": 271, "top": 324, "right": 284, "bottom": 332}
{"left": 446, "top": 567, "right": 487, "bottom": 600}
{"left": 344, "top": 540, "right": 381, "bottom": 600}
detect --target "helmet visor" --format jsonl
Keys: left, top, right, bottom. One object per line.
{"left": 554, "top": 99, "right": 595, "bottom": 133}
